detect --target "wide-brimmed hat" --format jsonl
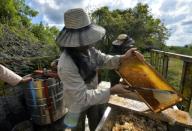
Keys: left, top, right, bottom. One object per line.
{"left": 112, "top": 34, "right": 135, "bottom": 46}
{"left": 56, "top": 8, "right": 106, "bottom": 47}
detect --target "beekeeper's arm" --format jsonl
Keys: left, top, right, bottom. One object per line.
{"left": 0, "top": 64, "right": 31, "bottom": 86}
{"left": 0, "top": 64, "right": 22, "bottom": 86}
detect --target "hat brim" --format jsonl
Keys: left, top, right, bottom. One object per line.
{"left": 56, "top": 24, "right": 106, "bottom": 47}
{"left": 112, "top": 40, "right": 123, "bottom": 45}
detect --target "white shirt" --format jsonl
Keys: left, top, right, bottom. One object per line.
{"left": 58, "top": 48, "right": 120, "bottom": 113}
{"left": 0, "top": 64, "right": 22, "bottom": 86}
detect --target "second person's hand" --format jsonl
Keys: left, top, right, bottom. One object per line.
{"left": 110, "top": 83, "right": 132, "bottom": 95}
{"left": 120, "top": 48, "right": 145, "bottom": 62}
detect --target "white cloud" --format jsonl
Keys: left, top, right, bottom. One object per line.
{"left": 28, "top": 0, "right": 192, "bottom": 46}
{"left": 158, "top": 0, "right": 192, "bottom": 46}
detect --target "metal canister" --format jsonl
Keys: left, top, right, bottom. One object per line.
{"left": 24, "top": 78, "right": 66, "bottom": 125}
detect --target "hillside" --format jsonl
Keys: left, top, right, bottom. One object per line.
{"left": 0, "top": 24, "right": 58, "bottom": 75}
{"left": 0, "top": 0, "right": 60, "bottom": 75}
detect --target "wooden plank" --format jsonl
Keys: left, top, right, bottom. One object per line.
{"left": 109, "top": 95, "right": 192, "bottom": 128}
{"left": 162, "top": 55, "right": 169, "bottom": 78}
{"left": 150, "top": 51, "right": 154, "bottom": 66}
{"left": 180, "top": 62, "right": 187, "bottom": 93}
{"left": 158, "top": 54, "right": 163, "bottom": 73}
{"left": 157, "top": 52, "right": 160, "bottom": 70}
{"left": 109, "top": 95, "right": 149, "bottom": 112}
{"left": 152, "top": 49, "right": 192, "bottom": 62}
{"left": 155, "top": 52, "right": 159, "bottom": 70}
{"left": 189, "top": 100, "right": 192, "bottom": 116}
{"left": 180, "top": 62, "right": 192, "bottom": 112}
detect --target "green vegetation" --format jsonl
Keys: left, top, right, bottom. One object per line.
{"left": 0, "top": 0, "right": 38, "bottom": 27}
{"left": 162, "top": 47, "right": 192, "bottom": 91}
{"left": 91, "top": 3, "right": 169, "bottom": 82}
{"left": 0, "top": 0, "right": 191, "bottom": 88}
{"left": 0, "top": 0, "right": 59, "bottom": 75}
{"left": 165, "top": 46, "right": 192, "bottom": 56}
{"left": 92, "top": 4, "right": 169, "bottom": 53}
{"left": 167, "top": 58, "right": 183, "bottom": 90}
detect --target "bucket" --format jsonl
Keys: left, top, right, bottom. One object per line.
{"left": 24, "top": 77, "right": 66, "bottom": 125}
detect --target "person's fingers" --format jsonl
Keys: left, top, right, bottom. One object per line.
{"left": 130, "top": 48, "right": 137, "bottom": 53}
{"left": 130, "top": 48, "right": 137, "bottom": 51}
{"left": 120, "top": 86, "right": 133, "bottom": 93}
{"left": 111, "top": 84, "right": 133, "bottom": 95}
{"left": 125, "top": 48, "right": 137, "bottom": 54}
{"left": 21, "top": 77, "right": 32, "bottom": 83}
{"left": 117, "top": 89, "right": 134, "bottom": 97}
{"left": 122, "top": 87, "right": 132, "bottom": 92}
{"left": 133, "top": 51, "right": 141, "bottom": 55}
{"left": 122, "top": 48, "right": 137, "bottom": 59}
{"left": 135, "top": 52, "right": 144, "bottom": 60}
{"left": 134, "top": 51, "right": 145, "bottom": 61}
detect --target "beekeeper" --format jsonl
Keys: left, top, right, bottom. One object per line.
{"left": 109, "top": 34, "right": 136, "bottom": 86}
{"left": 111, "top": 34, "right": 135, "bottom": 55}
{"left": 56, "top": 8, "right": 144, "bottom": 131}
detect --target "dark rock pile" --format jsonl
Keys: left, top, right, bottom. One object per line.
{"left": 0, "top": 85, "right": 30, "bottom": 131}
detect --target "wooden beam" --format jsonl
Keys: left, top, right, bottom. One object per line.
{"left": 150, "top": 51, "right": 154, "bottom": 66}
{"left": 180, "top": 62, "right": 192, "bottom": 112}
{"left": 158, "top": 54, "right": 163, "bottom": 74}
{"left": 152, "top": 49, "right": 192, "bottom": 63}
{"left": 162, "top": 54, "right": 169, "bottom": 79}
{"left": 155, "top": 52, "right": 159, "bottom": 70}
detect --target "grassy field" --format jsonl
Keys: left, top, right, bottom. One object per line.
{"left": 143, "top": 52, "right": 183, "bottom": 90}
{"left": 166, "top": 58, "right": 183, "bottom": 90}
{"left": 146, "top": 52, "right": 192, "bottom": 115}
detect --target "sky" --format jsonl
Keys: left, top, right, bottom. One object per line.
{"left": 26, "top": 0, "right": 192, "bottom": 46}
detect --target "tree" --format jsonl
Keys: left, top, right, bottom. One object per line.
{"left": 30, "top": 22, "right": 59, "bottom": 45}
{"left": 0, "top": 0, "right": 38, "bottom": 27}
{"left": 0, "top": 0, "right": 17, "bottom": 23}
{"left": 92, "top": 3, "right": 169, "bottom": 53}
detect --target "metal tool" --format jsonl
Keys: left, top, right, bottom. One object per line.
{"left": 125, "top": 86, "right": 176, "bottom": 94}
